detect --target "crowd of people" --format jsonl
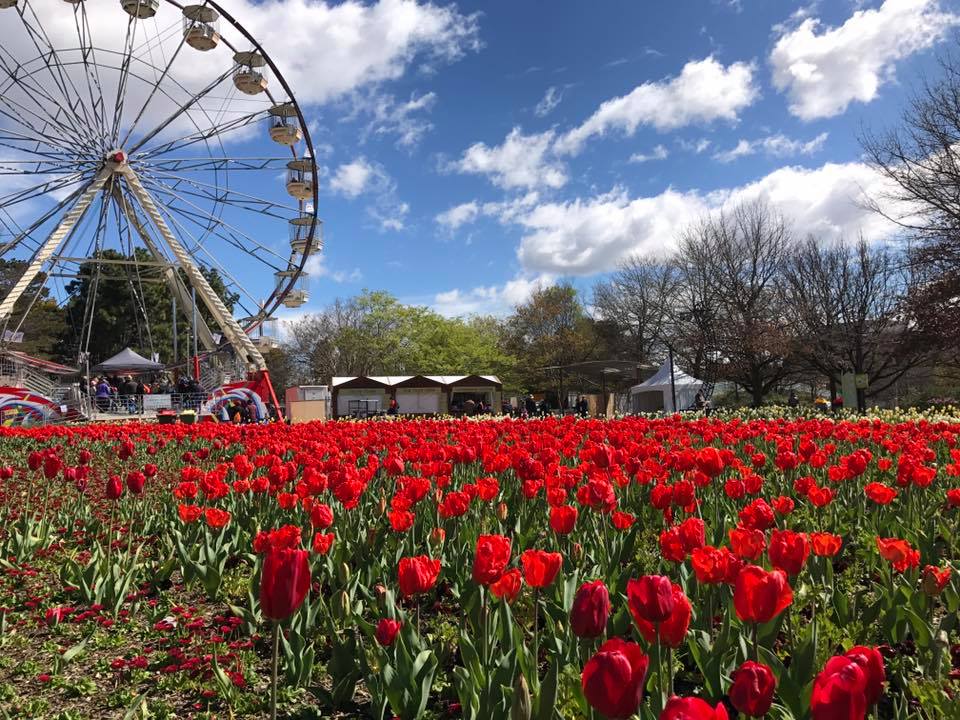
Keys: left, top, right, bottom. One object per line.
{"left": 83, "top": 373, "right": 206, "bottom": 414}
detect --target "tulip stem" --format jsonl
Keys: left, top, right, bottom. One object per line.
{"left": 533, "top": 588, "right": 540, "bottom": 690}
{"left": 270, "top": 621, "right": 280, "bottom": 720}
{"left": 752, "top": 622, "right": 759, "bottom": 663}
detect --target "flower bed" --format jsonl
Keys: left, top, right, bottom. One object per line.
{"left": 0, "top": 414, "right": 956, "bottom": 719}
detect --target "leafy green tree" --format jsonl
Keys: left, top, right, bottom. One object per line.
{"left": 0, "top": 259, "right": 69, "bottom": 362}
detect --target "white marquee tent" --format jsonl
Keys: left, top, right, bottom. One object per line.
{"left": 629, "top": 359, "right": 704, "bottom": 413}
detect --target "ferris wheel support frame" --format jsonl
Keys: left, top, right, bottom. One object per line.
{"left": 117, "top": 162, "right": 266, "bottom": 371}
{"left": 111, "top": 184, "right": 218, "bottom": 353}
{"left": 0, "top": 164, "right": 113, "bottom": 325}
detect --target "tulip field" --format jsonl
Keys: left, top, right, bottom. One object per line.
{"left": 0, "top": 415, "right": 957, "bottom": 719}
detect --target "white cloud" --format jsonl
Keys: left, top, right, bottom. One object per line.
{"left": 349, "top": 90, "right": 438, "bottom": 148}
{"left": 554, "top": 57, "right": 758, "bottom": 155}
{"left": 235, "top": 0, "right": 482, "bottom": 105}
{"left": 712, "top": 132, "right": 828, "bottom": 162}
{"left": 629, "top": 145, "right": 670, "bottom": 163}
{"left": 328, "top": 157, "right": 408, "bottom": 231}
{"left": 304, "top": 254, "right": 363, "bottom": 283}
{"left": 678, "top": 138, "right": 713, "bottom": 154}
{"left": 329, "top": 158, "right": 377, "bottom": 197}
{"left": 512, "top": 161, "right": 902, "bottom": 275}
{"left": 770, "top": 0, "right": 958, "bottom": 120}
{"left": 435, "top": 192, "right": 541, "bottom": 230}
{"left": 534, "top": 86, "right": 563, "bottom": 117}
{"left": 432, "top": 274, "right": 554, "bottom": 316}
{"left": 454, "top": 128, "right": 568, "bottom": 190}
{"left": 435, "top": 201, "right": 480, "bottom": 230}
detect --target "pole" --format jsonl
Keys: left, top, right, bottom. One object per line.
{"left": 172, "top": 295, "right": 178, "bottom": 364}
{"left": 669, "top": 346, "right": 677, "bottom": 412}
{"left": 191, "top": 286, "right": 199, "bottom": 381}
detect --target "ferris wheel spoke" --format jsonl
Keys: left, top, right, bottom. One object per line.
{"left": 127, "top": 65, "right": 236, "bottom": 155}
{"left": 15, "top": 1, "right": 104, "bottom": 151}
{"left": 0, "top": 63, "right": 96, "bottom": 154}
{"left": 146, "top": 157, "right": 292, "bottom": 172}
{"left": 0, "top": 183, "right": 88, "bottom": 256}
{"left": 0, "top": 160, "right": 92, "bottom": 175}
{"left": 119, "top": 32, "right": 190, "bottom": 150}
{"left": 135, "top": 193, "right": 273, "bottom": 321}
{"left": 139, "top": 174, "right": 292, "bottom": 269}
{"left": 0, "top": 172, "right": 90, "bottom": 211}
{"left": 145, "top": 168, "right": 300, "bottom": 218}
{"left": 110, "top": 15, "right": 141, "bottom": 148}
{"left": 70, "top": 2, "right": 110, "bottom": 143}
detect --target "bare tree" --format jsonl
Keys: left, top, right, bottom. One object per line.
{"left": 781, "top": 236, "right": 936, "bottom": 407}
{"left": 591, "top": 255, "right": 676, "bottom": 366}
{"left": 861, "top": 53, "right": 960, "bottom": 347}
{"left": 674, "top": 199, "right": 794, "bottom": 405}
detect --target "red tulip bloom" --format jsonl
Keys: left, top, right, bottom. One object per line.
{"left": 310, "top": 503, "right": 334, "bottom": 528}
{"left": 864, "top": 482, "right": 897, "bottom": 505}
{"left": 733, "top": 565, "right": 793, "bottom": 624}
{"left": 260, "top": 548, "right": 311, "bottom": 621}
{"left": 204, "top": 507, "right": 231, "bottom": 529}
{"left": 844, "top": 645, "right": 885, "bottom": 707}
{"left": 611, "top": 510, "right": 635, "bottom": 530}
{"left": 729, "top": 527, "right": 766, "bottom": 560}
{"left": 312, "top": 532, "right": 335, "bottom": 556}
{"left": 695, "top": 446, "right": 725, "bottom": 477}
{"left": 729, "top": 661, "right": 776, "bottom": 717}
{"left": 691, "top": 546, "right": 730, "bottom": 585}
{"left": 520, "top": 549, "right": 562, "bottom": 588}
{"left": 388, "top": 509, "right": 415, "bottom": 533}
{"left": 772, "top": 496, "right": 795, "bottom": 515}
{"left": 570, "top": 580, "right": 610, "bottom": 639}
{"left": 630, "top": 581, "right": 691, "bottom": 648}
{"left": 876, "top": 537, "right": 920, "bottom": 573}
{"left": 126, "top": 471, "right": 146, "bottom": 495}
{"left": 660, "top": 696, "right": 728, "bottom": 719}
{"left": 375, "top": 618, "right": 402, "bottom": 647}
{"left": 178, "top": 504, "right": 202, "bottom": 523}
{"left": 626, "top": 575, "right": 675, "bottom": 623}
{"left": 810, "top": 655, "right": 867, "bottom": 720}
{"left": 677, "top": 517, "right": 705, "bottom": 552}
{"left": 490, "top": 568, "right": 522, "bottom": 603}
{"left": 581, "top": 638, "right": 649, "bottom": 719}
{"left": 768, "top": 529, "right": 810, "bottom": 576}
{"left": 397, "top": 556, "right": 441, "bottom": 598}
{"left": 105, "top": 475, "right": 123, "bottom": 500}
{"left": 810, "top": 532, "right": 843, "bottom": 557}
{"left": 922, "top": 565, "right": 951, "bottom": 596}
{"left": 473, "top": 534, "right": 511, "bottom": 586}
{"left": 549, "top": 504, "right": 578, "bottom": 534}
{"left": 659, "top": 526, "right": 687, "bottom": 563}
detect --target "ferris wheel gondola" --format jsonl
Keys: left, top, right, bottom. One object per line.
{"left": 0, "top": 0, "right": 321, "bottom": 383}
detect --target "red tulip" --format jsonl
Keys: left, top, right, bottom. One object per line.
{"left": 549, "top": 504, "right": 578, "bottom": 534}
{"left": 259, "top": 548, "right": 311, "bottom": 621}
{"left": 691, "top": 546, "right": 730, "bottom": 585}
{"left": 397, "top": 556, "right": 441, "bottom": 598}
{"left": 520, "top": 549, "right": 562, "bottom": 588}
{"left": 178, "top": 504, "right": 201, "bottom": 523}
{"left": 921, "top": 565, "right": 951, "bottom": 596}
{"left": 627, "top": 575, "right": 676, "bottom": 623}
{"left": 864, "top": 482, "right": 897, "bottom": 505}
{"left": 875, "top": 537, "right": 920, "bottom": 573}
{"left": 126, "top": 471, "right": 146, "bottom": 495}
{"left": 810, "top": 655, "right": 867, "bottom": 720}
{"left": 105, "top": 475, "right": 123, "bottom": 500}
{"left": 581, "top": 638, "right": 649, "bottom": 719}
{"left": 733, "top": 565, "right": 793, "bottom": 624}
{"left": 204, "top": 507, "right": 231, "bottom": 529}
{"left": 729, "top": 527, "right": 766, "bottom": 560}
{"left": 810, "top": 532, "right": 842, "bottom": 557}
{"left": 729, "top": 661, "right": 776, "bottom": 717}
{"left": 844, "top": 646, "right": 885, "bottom": 707}
{"left": 660, "top": 696, "right": 728, "bottom": 719}
{"left": 472, "top": 534, "right": 511, "bottom": 586}
{"left": 310, "top": 503, "right": 334, "bottom": 528}
{"left": 312, "top": 532, "right": 335, "bottom": 556}
{"left": 768, "top": 529, "right": 810, "bottom": 576}
{"left": 375, "top": 618, "right": 402, "bottom": 647}
{"left": 630, "top": 581, "right": 691, "bottom": 648}
{"left": 490, "top": 568, "right": 522, "bottom": 603}
{"left": 570, "top": 580, "right": 610, "bottom": 639}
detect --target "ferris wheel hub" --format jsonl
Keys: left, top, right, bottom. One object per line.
{"left": 106, "top": 150, "right": 128, "bottom": 168}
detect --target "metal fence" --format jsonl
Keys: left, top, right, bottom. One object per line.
{"left": 88, "top": 392, "right": 208, "bottom": 416}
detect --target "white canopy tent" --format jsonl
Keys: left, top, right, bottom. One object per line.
{"left": 629, "top": 359, "right": 704, "bottom": 413}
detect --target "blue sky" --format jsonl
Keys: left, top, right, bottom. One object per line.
{"left": 3, "top": 0, "right": 957, "bottom": 330}
{"left": 292, "top": 0, "right": 958, "bottom": 319}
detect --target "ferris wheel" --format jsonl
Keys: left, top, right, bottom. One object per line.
{"left": 0, "top": 0, "right": 321, "bottom": 375}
